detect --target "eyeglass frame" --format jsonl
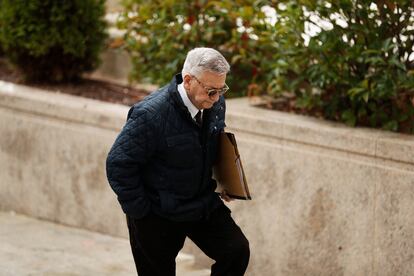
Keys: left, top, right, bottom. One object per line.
{"left": 191, "top": 75, "right": 229, "bottom": 97}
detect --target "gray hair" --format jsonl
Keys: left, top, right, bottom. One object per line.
{"left": 182, "top": 47, "right": 230, "bottom": 78}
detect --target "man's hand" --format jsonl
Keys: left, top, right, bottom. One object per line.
{"left": 220, "top": 190, "right": 234, "bottom": 202}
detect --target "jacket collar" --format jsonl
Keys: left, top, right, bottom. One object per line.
{"left": 177, "top": 82, "right": 200, "bottom": 119}
{"left": 169, "top": 74, "right": 194, "bottom": 118}
{"left": 169, "top": 73, "right": 221, "bottom": 122}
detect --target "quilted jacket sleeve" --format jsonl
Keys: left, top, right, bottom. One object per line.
{"left": 106, "top": 105, "right": 158, "bottom": 218}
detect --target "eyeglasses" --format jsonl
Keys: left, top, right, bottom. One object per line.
{"left": 191, "top": 75, "right": 229, "bottom": 97}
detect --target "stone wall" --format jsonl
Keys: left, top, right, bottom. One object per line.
{"left": 0, "top": 82, "right": 413, "bottom": 275}
{"left": 0, "top": 81, "right": 129, "bottom": 238}
{"left": 222, "top": 98, "right": 414, "bottom": 276}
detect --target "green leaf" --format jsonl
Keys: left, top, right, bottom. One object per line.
{"left": 389, "top": 58, "right": 406, "bottom": 71}
{"left": 382, "top": 120, "right": 398, "bottom": 132}
{"left": 381, "top": 38, "right": 393, "bottom": 52}
{"left": 362, "top": 91, "right": 369, "bottom": 102}
{"left": 341, "top": 110, "right": 356, "bottom": 126}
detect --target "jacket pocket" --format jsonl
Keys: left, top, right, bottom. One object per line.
{"left": 165, "top": 133, "right": 195, "bottom": 168}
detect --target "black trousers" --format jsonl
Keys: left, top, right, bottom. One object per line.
{"left": 126, "top": 205, "right": 250, "bottom": 276}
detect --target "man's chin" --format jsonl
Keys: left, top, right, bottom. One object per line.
{"left": 203, "top": 102, "right": 214, "bottom": 109}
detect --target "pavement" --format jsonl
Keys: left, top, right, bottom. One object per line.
{"left": 0, "top": 211, "right": 210, "bottom": 276}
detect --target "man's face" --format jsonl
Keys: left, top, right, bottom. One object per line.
{"left": 183, "top": 71, "right": 227, "bottom": 110}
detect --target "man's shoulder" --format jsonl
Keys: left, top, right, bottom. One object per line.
{"left": 130, "top": 84, "right": 172, "bottom": 117}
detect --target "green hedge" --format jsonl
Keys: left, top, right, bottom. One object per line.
{"left": 0, "top": 0, "right": 108, "bottom": 82}
{"left": 118, "top": 0, "right": 272, "bottom": 97}
{"left": 120, "top": 0, "right": 413, "bottom": 133}
{"left": 269, "top": 1, "right": 414, "bottom": 133}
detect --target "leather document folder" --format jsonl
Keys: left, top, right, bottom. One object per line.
{"left": 213, "top": 132, "right": 251, "bottom": 200}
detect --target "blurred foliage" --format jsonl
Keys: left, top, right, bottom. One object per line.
{"left": 0, "top": 0, "right": 108, "bottom": 82}
{"left": 119, "top": 0, "right": 414, "bottom": 133}
{"left": 268, "top": 0, "right": 414, "bottom": 133}
{"left": 117, "top": 0, "right": 273, "bottom": 97}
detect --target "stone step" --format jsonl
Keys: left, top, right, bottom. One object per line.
{"left": 0, "top": 211, "right": 209, "bottom": 276}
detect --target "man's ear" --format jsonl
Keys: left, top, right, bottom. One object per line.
{"left": 183, "top": 74, "right": 192, "bottom": 91}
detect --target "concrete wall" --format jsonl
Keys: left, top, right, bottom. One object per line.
{"left": 1, "top": 81, "right": 413, "bottom": 275}
{"left": 0, "top": 81, "right": 129, "bottom": 238}
{"left": 223, "top": 99, "right": 414, "bottom": 276}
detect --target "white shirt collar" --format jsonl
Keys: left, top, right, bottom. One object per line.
{"left": 177, "top": 83, "right": 202, "bottom": 118}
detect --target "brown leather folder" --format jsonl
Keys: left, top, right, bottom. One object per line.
{"left": 213, "top": 132, "right": 251, "bottom": 200}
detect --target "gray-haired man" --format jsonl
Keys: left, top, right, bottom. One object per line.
{"left": 106, "top": 47, "right": 250, "bottom": 276}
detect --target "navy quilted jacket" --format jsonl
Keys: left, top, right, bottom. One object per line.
{"left": 106, "top": 74, "right": 226, "bottom": 221}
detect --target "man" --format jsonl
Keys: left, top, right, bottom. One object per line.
{"left": 106, "top": 47, "right": 250, "bottom": 276}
